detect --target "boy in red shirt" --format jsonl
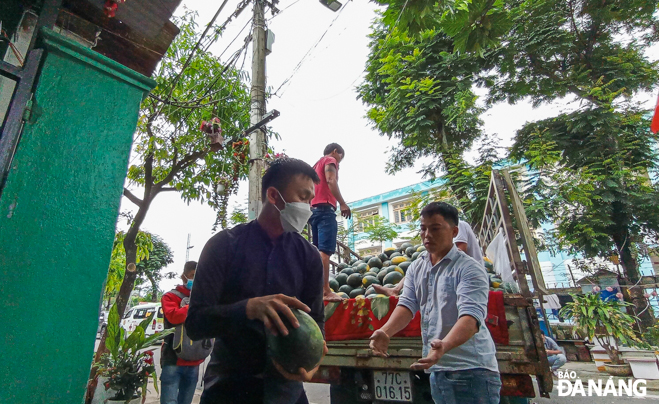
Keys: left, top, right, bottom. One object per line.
{"left": 309, "top": 143, "right": 351, "bottom": 301}
{"left": 160, "top": 261, "right": 203, "bottom": 404}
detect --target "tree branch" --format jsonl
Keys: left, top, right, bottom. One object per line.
{"left": 123, "top": 188, "right": 143, "bottom": 207}
{"left": 160, "top": 187, "right": 177, "bottom": 192}
{"left": 155, "top": 149, "right": 208, "bottom": 188}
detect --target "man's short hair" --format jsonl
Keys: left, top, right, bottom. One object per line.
{"left": 183, "top": 261, "right": 197, "bottom": 275}
{"left": 420, "top": 202, "right": 459, "bottom": 226}
{"left": 261, "top": 157, "right": 320, "bottom": 201}
{"left": 323, "top": 143, "right": 345, "bottom": 157}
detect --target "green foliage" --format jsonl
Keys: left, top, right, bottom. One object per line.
{"left": 106, "top": 231, "right": 153, "bottom": 297}
{"left": 127, "top": 10, "right": 252, "bottom": 228}
{"left": 97, "top": 303, "right": 172, "bottom": 401}
{"left": 362, "top": 216, "right": 400, "bottom": 249}
{"left": 135, "top": 235, "right": 175, "bottom": 301}
{"left": 374, "top": 0, "right": 512, "bottom": 53}
{"left": 510, "top": 86, "right": 659, "bottom": 267}
{"left": 485, "top": 0, "right": 659, "bottom": 107}
{"left": 559, "top": 292, "right": 643, "bottom": 364}
{"left": 642, "top": 321, "right": 659, "bottom": 348}
{"left": 228, "top": 204, "right": 249, "bottom": 227}
{"left": 359, "top": 21, "right": 486, "bottom": 206}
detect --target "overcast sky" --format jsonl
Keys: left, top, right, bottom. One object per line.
{"left": 119, "top": 0, "right": 658, "bottom": 294}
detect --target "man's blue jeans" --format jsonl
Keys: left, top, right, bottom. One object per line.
{"left": 547, "top": 354, "right": 567, "bottom": 371}
{"left": 430, "top": 368, "right": 501, "bottom": 404}
{"left": 160, "top": 365, "right": 199, "bottom": 404}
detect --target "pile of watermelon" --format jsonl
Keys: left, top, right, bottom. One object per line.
{"left": 484, "top": 257, "right": 519, "bottom": 293}
{"left": 329, "top": 242, "right": 426, "bottom": 298}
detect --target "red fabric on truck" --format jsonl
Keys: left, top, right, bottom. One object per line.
{"left": 324, "top": 292, "right": 509, "bottom": 345}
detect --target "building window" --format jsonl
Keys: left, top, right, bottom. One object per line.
{"left": 355, "top": 208, "right": 379, "bottom": 232}
{"left": 392, "top": 201, "right": 412, "bottom": 224}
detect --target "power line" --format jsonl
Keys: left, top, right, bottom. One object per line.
{"left": 267, "top": 0, "right": 301, "bottom": 21}
{"left": 272, "top": 0, "right": 351, "bottom": 97}
{"left": 218, "top": 17, "right": 253, "bottom": 61}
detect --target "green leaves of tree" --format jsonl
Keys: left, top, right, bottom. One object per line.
{"left": 363, "top": 216, "right": 400, "bottom": 247}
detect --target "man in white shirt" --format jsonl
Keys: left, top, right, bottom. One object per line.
{"left": 373, "top": 219, "right": 483, "bottom": 296}
{"left": 454, "top": 220, "right": 483, "bottom": 264}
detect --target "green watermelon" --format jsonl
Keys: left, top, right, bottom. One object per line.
{"left": 365, "top": 286, "right": 376, "bottom": 296}
{"left": 366, "top": 294, "right": 377, "bottom": 299}
{"left": 355, "top": 263, "right": 369, "bottom": 274}
{"left": 389, "top": 252, "right": 402, "bottom": 259}
{"left": 329, "top": 278, "right": 339, "bottom": 292}
{"left": 364, "top": 271, "right": 379, "bottom": 278}
{"left": 367, "top": 257, "right": 383, "bottom": 269}
{"left": 340, "top": 268, "right": 355, "bottom": 276}
{"left": 386, "top": 265, "right": 400, "bottom": 274}
{"left": 377, "top": 270, "right": 388, "bottom": 283}
{"left": 363, "top": 255, "right": 374, "bottom": 264}
{"left": 416, "top": 246, "right": 426, "bottom": 252}
{"left": 368, "top": 266, "right": 382, "bottom": 274}
{"left": 352, "top": 260, "right": 366, "bottom": 267}
{"left": 412, "top": 251, "right": 421, "bottom": 261}
{"left": 347, "top": 273, "right": 363, "bottom": 288}
{"left": 383, "top": 284, "right": 395, "bottom": 288}
{"left": 337, "top": 263, "right": 349, "bottom": 271}
{"left": 378, "top": 253, "right": 388, "bottom": 262}
{"left": 362, "top": 275, "right": 379, "bottom": 288}
{"left": 398, "top": 261, "right": 411, "bottom": 273}
{"left": 349, "top": 288, "right": 365, "bottom": 298}
{"left": 384, "top": 271, "right": 404, "bottom": 285}
{"left": 405, "top": 246, "right": 416, "bottom": 257}
{"left": 349, "top": 257, "right": 358, "bottom": 265}
{"left": 400, "top": 242, "right": 413, "bottom": 251}
{"left": 413, "top": 244, "right": 422, "bottom": 251}
{"left": 339, "top": 285, "right": 353, "bottom": 294}
{"left": 337, "top": 292, "right": 349, "bottom": 299}
{"left": 383, "top": 260, "right": 392, "bottom": 267}
{"left": 266, "top": 309, "right": 324, "bottom": 373}
{"left": 384, "top": 247, "right": 396, "bottom": 257}
{"left": 335, "top": 273, "right": 348, "bottom": 286}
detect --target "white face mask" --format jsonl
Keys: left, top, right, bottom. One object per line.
{"left": 274, "top": 190, "right": 312, "bottom": 233}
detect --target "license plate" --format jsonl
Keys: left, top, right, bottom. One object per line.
{"left": 373, "top": 370, "right": 413, "bottom": 402}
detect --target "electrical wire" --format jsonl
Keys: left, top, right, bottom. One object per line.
{"left": 218, "top": 17, "right": 253, "bottom": 61}
{"left": 272, "top": 0, "right": 352, "bottom": 97}
{"left": 267, "top": 0, "right": 301, "bottom": 21}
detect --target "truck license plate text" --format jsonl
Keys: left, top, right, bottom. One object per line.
{"left": 373, "top": 371, "right": 413, "bottom": 402}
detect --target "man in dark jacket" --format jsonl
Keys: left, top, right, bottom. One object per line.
{"left": 160, "top": 261, "right": 203, "bottom": 404}
{"left": 186, "top": 158, "right": 326, "bottom": 404}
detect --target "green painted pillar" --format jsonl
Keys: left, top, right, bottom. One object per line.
{"left": 0, "top": 28, "right": 155, "bottom": 403}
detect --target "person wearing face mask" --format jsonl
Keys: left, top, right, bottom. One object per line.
{"left": 309, "top": 143, "right": 351, "bottom": 301}
{"left": 160, "top": 261, "right": 204, "bottom": 404}
{"left": 186, "top": 158, "right": 326, "bottom": 404}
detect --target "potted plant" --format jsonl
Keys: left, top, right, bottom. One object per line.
{"left": 559, "top": 292, "right": 643, "bottom": 376}
{"left": 95, "top": 303, "right": 173, "bottom": 403}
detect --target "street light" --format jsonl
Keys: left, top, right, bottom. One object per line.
{"left": 319, "top": 0, "right": 342, "bottom": 12}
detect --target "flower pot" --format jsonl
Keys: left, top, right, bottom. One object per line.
{"left": 604, "top": 363, "right": 632, "bottom": 377}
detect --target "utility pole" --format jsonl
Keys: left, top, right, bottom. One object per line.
{"left": 185, "top": 233, "right": 193, "bottom": 262}
{"left": 247, "top": 0, "right": 267, "bottom": 220}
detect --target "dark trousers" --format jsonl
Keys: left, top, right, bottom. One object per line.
{"left": 200, "top": 375, "right": 308, "bottom": 404}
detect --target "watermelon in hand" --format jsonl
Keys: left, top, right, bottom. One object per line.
{"left": 267, "top": 309, "right": 325, "bottom": 374}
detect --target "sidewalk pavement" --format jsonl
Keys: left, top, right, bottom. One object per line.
{"left": 559, "top": 361, "right": 659, "bottom": 391}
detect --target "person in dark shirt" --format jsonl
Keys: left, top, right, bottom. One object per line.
{"left": 186, "top": 158, "right": 326, "bottom": 404}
